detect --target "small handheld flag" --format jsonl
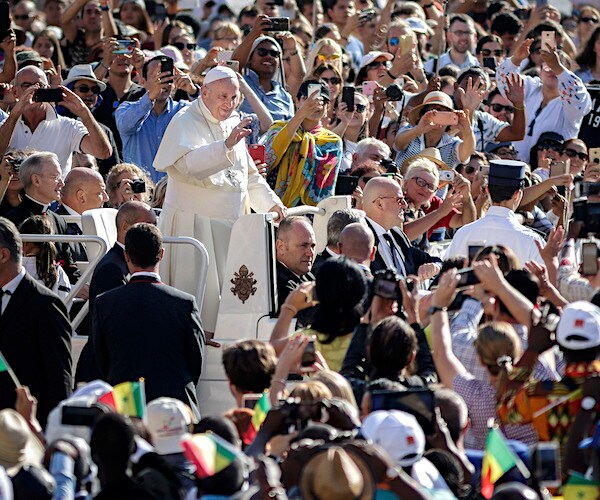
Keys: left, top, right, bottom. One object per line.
{"left": 98, "top": 380, "right": 146, "bottom": 418}
{"left": 242, "top": 391, "right": 271, "bottom": 445}
{"left": 0, "top": 352, "right": 20, "bottom": 388}
{"left": 181, "top": 432, "right": 245, "bottom": 478}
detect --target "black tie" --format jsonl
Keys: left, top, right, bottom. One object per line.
{"left": 0, "top": 289, "right": 11, "bottom": 315}
{"left": 382, "top": 233, "right": 405, "bottom": 276}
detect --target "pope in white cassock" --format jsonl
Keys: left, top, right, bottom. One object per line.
{"left": 153, "top": 66, "right": 286, "bottom": 332}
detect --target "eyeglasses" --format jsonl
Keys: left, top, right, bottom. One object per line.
{"left": 256, "top": 47, "right": 280, "bottom": 57}
{"left": 20, "top": 81, "right": 45, "bottom": 89}
{"left": 356, "top": 103, "right": 367, "bottom": 112}
{"left": 579, "top": 16, "right": 599, "bottom": 23}
{"left": 14, "top": 14, "right": 32, "bottom": 20}
{"left": 174, "top": 42, "right": 197, "bottom": 51}
{"left": 480, "top": 49, "right": 504, "bottom": 57}
{"left": 413, "top": 176, "right": 437, "bottom": 191}
{"left": 320, "top": 77, "right": 341, "bottom": 85}
{"left": 496, "top": 147, "right": 517, "bottom": 157}
{"left": 564, "top": 148, "right": 589, "bottom": 160}
{"left": 374, "top": 195, "right": 405, "bottom": 205}
{"left": 389, "top": 37, "right": 399, "bottom": 47}
{"left": 317, "top": 53, "right": 341, "bottom": 62}
{"left": 367, "top": 60, "right": 390, "bottom": 70}
{"left": 491, "top": 103, "right": 514, "bottom": 113}
{"left": 538, "top": 142, "right": 563, "bottom": 152}
{"left": 74, "top": 84, "right": 101, "bottom": 94}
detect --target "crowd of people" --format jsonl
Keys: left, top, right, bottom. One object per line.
{"left": 2, "top": 0, "right": 600, "bottom": 497}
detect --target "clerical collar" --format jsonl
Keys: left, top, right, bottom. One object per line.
{"left": 129, "top": 271, "right": 161, "bottom": 281}
{"left": 25, "top": 194, "right": 50, "bottom": 212}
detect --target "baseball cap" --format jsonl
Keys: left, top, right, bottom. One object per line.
{"left": 537, "top": 131, "right": 565, "bottom": 146}
{"left": 556, "top": 301, "right": 600, "bottom": 351}
{"left": 359, "top": 51, "right": 393, "bottom": 70}
{"left": 146, "top": 398, "right": 192, "bottom": 455}
{"left": 360, "top": 410, "right": 425, "bottom": 467}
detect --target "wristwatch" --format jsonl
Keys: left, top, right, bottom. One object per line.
{"left": 428, "top": 305, "right": 448, "bottom": 315}
{"left": 581, "top": 396, "right": 597, "bottom": 411}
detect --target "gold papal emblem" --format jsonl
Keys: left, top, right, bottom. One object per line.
{"left": 231, "top": 265, "right": 257, "bottom": 303}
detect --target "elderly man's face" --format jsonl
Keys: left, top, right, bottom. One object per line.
{"left": 276, "top": 221, "right": 316, "bottom": 276}
{"left": 14, "top": 67, "right": 48, "bottom": 111}
{"left": 32, "top": 159, "right": 64, "bottom": 203}
{"left": 201, "top": 77, "right": 240, "bottom": 122}
{"left": 83, "top": 175, "right": 109, "bottom": 210}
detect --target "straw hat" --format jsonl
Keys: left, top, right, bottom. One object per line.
{"left": 0, "top": 410, "right": 45, "bottom": 476}
{"left": 407, "top": 91, "right": 454, "bottom": 125}
{"left": 401, "top": 147, "right": 451, "bottom": 175}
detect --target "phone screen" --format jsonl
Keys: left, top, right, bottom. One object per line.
{"left": 456, "top": 267, "right": 479, "bottom": 287}
{"left": 335, "top": 175, "right": 359, "bottom": 196}
{"left": 536, "top": 444, "right": 560, "bottom": 487}
{"left": 582, "top": 242, "right": 598, "bottom": 275}
{"left": 342, "top": 86, "right": 355, "bottom": 112}
{"left": 468, "top": 244, "right": 484, "bottom": 262}
{"left": 371, "top": 389, "right": 435, "bottom": 434}
{"left": 0, "top": 1, "right": 9, "bottom": 39}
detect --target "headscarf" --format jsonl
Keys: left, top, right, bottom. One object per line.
{"left": 247, "top": 36, "right": 286, "bottom": 89}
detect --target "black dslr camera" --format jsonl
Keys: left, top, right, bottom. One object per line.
{"left": 372, "top": 269, "right": 401, "bottom": 300}
{"left": 385, "top": 83, "right": 404, "bottom": 101}
{"left": 130, "top": 178, "right": 146, "bottom": 194}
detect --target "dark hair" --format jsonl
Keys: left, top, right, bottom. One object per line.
{"left": 434, "top": 388, "right": 468, "bottom": 444}
{"left": 0, "top": 217, "right": 22, "bottom": 263}
{"left": 142, "top": 55, "right": 171, "bottom": 79}
{"left": 490, "top": 12, "right": 522, "bottom": 35}
{"left": 161, "top": 20, "right": 193, "bottom": 47}
{"left": 456, "top": 67, "right": 488, "bottom": 86}
{"left": 368, "top": 316, "right": 418, "bottom": 380}
{"left": 438, "top": 65, "right": 460, "bottom": 78}
{"left": 498, "top": 269, "right": 539, "bottom": 316}
{"left": 474, "top": 245, "right": 520, "bottom": 273}
{"left": 476, "top": 34, "right": 503, "bottom": 54}
{"left": 449, "top": 14, "right": 474, "bottom": 29}
{"left": 222, "top": 340, "right": 276, "bottom": 393}
{"left": 424, "top": 450, "right": 468, "bottom": 498}
{"left": 314, "top": 23, "right": 338, "bottom": 41}
{"left": 173, "top": 13, "right": 200, "bottom": 37}
{"left": 124, "top": 222, "right": 162, "bottom": 269}
{"left": 577, "top": 26, "right": 600, "bottom": 69}
{"left": 486, "top": 87, "right": 502, "bottom": 105}
{"left": 488, "top": 183, "right": 521, "bottom": 203}
{"left": 326, "top": 209, "right": 363, "bottom": 247}
{"left": 238, "top": 5, "right": 258, "bottom": 23}
{"left": 196, "top": 416, "right": 240, "bottom": 445}
{"left": 276, "top": 215, "right": 311, "bottom": 241}
{"left": 312, "top": 258, "right": 368, "bottom": 343}
{"left": 90, "top": 413, "right": 136, "bottom": 473}
{"left": 19, "top": 216, "right": 58, "bottom": 290}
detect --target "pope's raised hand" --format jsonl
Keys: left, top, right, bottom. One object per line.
{"left": 225, "top": 117, "right": 253, "bottom": 150}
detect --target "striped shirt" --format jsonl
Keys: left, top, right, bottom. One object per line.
{"left": 394, "top": 125, "right": 462, "bottom": 168}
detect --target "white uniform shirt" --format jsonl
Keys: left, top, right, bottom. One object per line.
{"left": 0, "top": 106, "right": 88, "bottom": 174}
{"left": 445, "top": 206, "right": 545, "bottom": 265}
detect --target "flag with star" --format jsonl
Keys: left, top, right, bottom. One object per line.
{"left": 563, "top": 472, "right": 600, "bottom": 500}
{"left": 98, "top": 380, "right": 146, "bottom": 418}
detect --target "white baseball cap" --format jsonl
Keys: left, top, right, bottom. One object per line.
{"left": 360, "top": 410, "right": 425, "bottom": 467}
{"left": 556, "top": 301, "right": 600, "bottom": 351}
{"left": 146, "top": 398, "right": 192, "bottom": 455}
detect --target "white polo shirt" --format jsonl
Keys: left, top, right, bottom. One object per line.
{"left": 0, "top": 106, "right": 88, "bottom": 175}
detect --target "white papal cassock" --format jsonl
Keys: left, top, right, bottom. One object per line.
{"left": 153, "top": 96, "right": 281, "bottom": 331}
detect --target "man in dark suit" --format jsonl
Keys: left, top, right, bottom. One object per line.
{"left": 75, "top": 201, "right": 156, "bottom": 383}
{"left": 55, "top": 167, "right": 109, "bottom": 263}
{"left": 312, "top": 208, "right": 364, "bottom": 275}
{"left": 5, "top": 152, "right": 79, "bottom": 282}
{"left": 0, "top": 217, "right": 72, "bottom": 427}
{"left": 92, "top": 223, "right": 204, "bottom": 419}
{"left": 362, "top": 177, "right": 441, "bottom": 279}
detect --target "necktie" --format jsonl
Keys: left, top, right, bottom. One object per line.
{"left": 382, "top": 233, "right": 406, "bottom": 277}
{"left": 0, "top": 289, "right": 12, "bottom": 315}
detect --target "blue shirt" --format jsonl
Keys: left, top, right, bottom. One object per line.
{"left": 240, "top": 69, "right": 294, "bottom": 122}
{"left": 115, "top": 93, "right": 192, "bottom": 184}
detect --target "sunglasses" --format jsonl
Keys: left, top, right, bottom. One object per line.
{"left": 321, "top": 77, "right": 341, "bottom": 85}
{"left": 464, "top": 165, "right": 476, "bottom": 174}
{"left": 414, "top": 176, "right": 437, "bottom": 191}
{"left": 367, "top": 60, "right": 390, "bottom": 70}
{"left": 389, "top": 37, "right": 399, "bottom": 47}
{"left": 174, "top": 42, "right": 196, "bottom": 51}
{"left": 563, "top": 148, "right": 589, "bottom": 160}
{"left": 356, "top": 104, "right": 367, "bottom": 112}
{"left": 579, "top": 16, "right": 599, "bottom": 23}
{"left": 317, "top": 53, "right": 341, "bottom": 62}
{"left": 539, "top": 142, "right": 562, "bottom": 152}
{"left": 75, "top": 84, "right": 101, "bottom": 94}
{"left": 491, "top": 103, "right": 514, "bottom": 113}
{"left": 257, "top": 47, "right": 279, "bottom": 57}
{"left": 480, "top": 49, "right": 504, "bottom": 57}
{"left": 14, "top": 14, "right": 32, "bottom": 20}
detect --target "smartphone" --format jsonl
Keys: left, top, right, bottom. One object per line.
{"left": 301, "top": 339, "right": 316, "bottom": 367}
{"left": 342, "top": 86, "right": 355, "bottom": 112}
{"left": 225, "top": 60, "right": 240, "bottom": 72}
{"left": 159, "top": 56, "right": 174, "bottom": 76}
{"left": 33, "top": 88, "right": 63, "bottom": 103}
{"left": 480, "top": 165, "right": 490, "bottom": 176}
{"left": 265, "top": 17, "right": 290, "bottom": 32}
{"left": 590, "top": 148, "right": 600, "bottom": 165}
{"left": 578, "top": 181, "right": 600, "bottom": 197}
{"left": 113, "top": 39, "right": 135, "bottom": 55}
{"left": 154, "top": 3, "right": 167, "bottom": 22}
{"left": 308, "top": 83, "right": 321, "bottom": 98}
{"left": 534, "top": 442, "right": 561, "bottom": 489}
{"left": 432, "top": 111, "right": 458, "bottom": 126}
{"left": 468, "top": 242, "right": 485, "bottom": 262}
{"left": 242, "top": 393, "right": 261, "bottom": 409}
{"left": 61, "top": 405, "right": 105, "bottom": 427}
{"left": 550, "top": 160, "right": 569, "bottom": 178}
{"left": 248, "top": 144, "right": 266, "bottom": 164}
{"left": 536, "top": 0, "right": 548, "bottom": 6}
{"left": 371, "top": 389, "right": 436, "bottom": 435}
{"left": 335, "top": 175, "right": 359, "bottom": 196}
{"left": 217, "top": 50, "right": 234, "bottom": 62}
{"left": 582, "top": 241, "right": 598, "bottom": 275}
{"left": 482, "top": 56, "right": 496, "bottom": 71}
{"left": 456, "top": 267, "right": 479, "bottom": 288}
{"left": 541, "top": 31, "right": 556, "bottom": 51}
{"left": 399, "top": 34, "right": 412, "bottom": 56}
{"left": 359, "top": 8, "right": 375, "bottom": 21}
{"left": 361, "top": 81, "right": 378, "bottom": 97}
{"left": 439, "top": 170, "right": 455, "bottom": 182}
{"left": 0, "top": 0, "right": 9, "bottom": 41}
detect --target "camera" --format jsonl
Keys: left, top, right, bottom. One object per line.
{"left": 380, "top": 157, "right": 398, "bottom": 174}
{"left": 372, "top": 269, "right": 401, "bottom": 300}
{"left": 130, "top": 178, "right": 146, "bottom": 194}
{"left": 385, "top": 84, "right": 404, "bottom": 101}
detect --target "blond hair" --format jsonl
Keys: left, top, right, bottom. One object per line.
{"left": 305, "top": 38, "right": 343, "bottom": 76}
{"left": 404, "top": 158, "right": 440, "bottom": 181}
{"left": 312, "top": 371, "right": 358, "bottom": 409}
{"left": 289, "top": 381, "right": 333, "bottom": 403}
